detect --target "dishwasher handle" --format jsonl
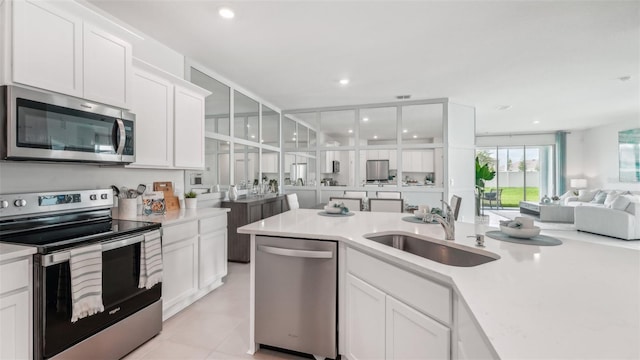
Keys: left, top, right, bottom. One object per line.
{"left": 258, "top": 245, "right": 334, "bottom": 259}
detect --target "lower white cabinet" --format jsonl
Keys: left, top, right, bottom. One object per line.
{"left": 346, "top": 274, "right": 450, "bottom": 360}
{"left": 162, "top": 234, "right": 199, "bottom": 314}
{"left": 386, "top": 295, "right": 450, "bottom": 360}
{"left": 346, "top": 274, "right": 386, "bottom": 360}
{"left": 0, "top": 256, "right": 32, "bottom": 360}
{"left": 161, "top": 214, "right": 228, "bottom": 320}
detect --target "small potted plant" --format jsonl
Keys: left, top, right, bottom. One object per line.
{"left": 184, "top": 191, "right": 197, "bottom": 209}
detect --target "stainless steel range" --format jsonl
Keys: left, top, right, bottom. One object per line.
{"left": 0, "top": 189, "right": 162, "bottom": 360}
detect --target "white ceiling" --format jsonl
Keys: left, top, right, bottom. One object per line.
{"left": 88, "top": 0, "right": 640, "bottom": 135}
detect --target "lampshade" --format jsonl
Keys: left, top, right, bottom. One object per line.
{"left": 570, "top": 179, "right": 587, "bottom": 189}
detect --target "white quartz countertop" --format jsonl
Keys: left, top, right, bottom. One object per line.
{"left": 112, "top": 207, "right": 229, "bottom": 226}
{"left": 0, "top": 243, "right": 37, "bottom": 262}
{"left": 238, "top": 209, "right": 640, "bottom": 359}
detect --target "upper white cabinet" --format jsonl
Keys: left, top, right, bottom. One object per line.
{"left": 128, "top": 59, "right": 209, "bottom": 170}
{"left": 174, "top": 85, "right": 206, "bottom": 169}
{"left": 9, "top": 0, "right": 132, "bottom": 108}
{"left": 130, "top": 67, "right": 173, "bottom": 167}
{"left": 83, "top": 23, "right": 132, "bottom": 108}
{"left": 12, "top": 0, "right": 83, "bottom": 97}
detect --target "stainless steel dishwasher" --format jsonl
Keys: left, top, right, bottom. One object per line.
{"left": 255, "top": 236, "right": 337, "bottom": 360}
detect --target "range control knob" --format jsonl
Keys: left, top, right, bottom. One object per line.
{"left": 0, "top": 200, "right": 8, "bottom": 209}
{"left": 90, "top": 194, "right": 98, "bottom": 201}
{"left": 100, "top": 194, "right": 108, "bottom": 200}
{"left": 14, "top": 199, "right": 27, "bottom": 207}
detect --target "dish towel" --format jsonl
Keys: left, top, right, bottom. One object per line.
{"left": 69, "top": 244, "right": 104, "bottom": 323}
{"left": 139, "top": 232, "right": 162, "bottom": 289}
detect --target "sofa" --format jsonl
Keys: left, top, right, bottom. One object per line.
{"left": 563, "top": 189, "right": 640, "bottom": 240}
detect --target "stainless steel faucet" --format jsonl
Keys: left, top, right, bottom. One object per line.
{"left": 427, "top": 200, "right": 455, "bottom": 240}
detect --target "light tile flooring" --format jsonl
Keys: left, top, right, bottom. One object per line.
{"left": 125, "top": 211, "right": 638, "bottom": 359}
{"left": 123, "top": 263, "right": 306, "bottom": 360}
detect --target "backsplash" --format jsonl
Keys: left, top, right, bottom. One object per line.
{"left": 0, "top": 162, "right": 185, "bottom": 195}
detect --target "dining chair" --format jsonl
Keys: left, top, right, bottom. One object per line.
{"left": 376, "top": 191, "right": 401, "bottom": 199}
{"left": 329, "top": 197, "right": 363, "bottom": 212}
{"left": 450, "top": 195, "right": 462, "bottom": 220}
{"left": 369, "top": 198, "right": 404, "bottom": 213}
{"left": 286, "top": 193, "right": 300, "bottom": 210}
{"left": 344, "top": 191, "right": 367, "bottom": 199}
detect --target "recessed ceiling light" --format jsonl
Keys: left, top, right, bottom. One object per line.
{"left": 618, "top": 75, "right": 632, "bottom": 82}
{"left": 251, "top": 135, "right": 255, "bottom": 139}
{"left": 533, "top": 120, "right": 540, "bottom": 124}
{"left": 247, "top": 124, "right": 250, "bottom": 128}
{"left": 339, "top": 78, "right": 350, "bottom": 85}
{"left": 292, "top": 137, "right": 296, "bottom": 141}
{"left": 362, "top": 117, "right": 369, "bottom": 122}
{"left": 293, "top": 132, "right": 296, "bottom": 136}
{"left": 413, "top": 135, "right": 418, "bottom": 139}
{"left": 403, "top": 129, "right": 408, "bottom": 133}
{"left": 348, "top": 129, "right": 353, "bottom": 133}
{"left": 497, "top": 105, "right": 512, "bottom": 111}
{"left": 373, "top": 135, "right": 378, "bottom": 139}
{"left": 219, "top": 7, "right": 235, "bottom": 19}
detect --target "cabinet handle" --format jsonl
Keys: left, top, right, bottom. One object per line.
{"left": 258, "top": 245, "right": 333, "bottom": 259}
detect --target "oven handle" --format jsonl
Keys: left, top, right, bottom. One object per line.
{"left": 42, "top": 230, "right": 161, "bottom": 267}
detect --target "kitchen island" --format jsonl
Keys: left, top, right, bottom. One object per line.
{"left": 238, "top": 209, "right": 640, "bottom": 359}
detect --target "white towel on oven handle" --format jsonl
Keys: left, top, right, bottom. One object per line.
{"left": 69, "top": 243, "right": 104, "bottom": 323}
{"left": 139, "top": 232, "right": 162, "bottom": 289}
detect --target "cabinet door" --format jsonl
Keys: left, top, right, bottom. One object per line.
{"left": 162, "top": 236, "right": 199, "bottom": 310}
{"left": 389, "top": 150, "right": 397, "bottom": 170}
{"left": 248, "top": 203, "right": 262, "bottom": 223}
{"left": 129, "top": 68, "right": 173, "bottom": 167}
{"left": 83, "top": 23, "right": 132, "bottom": 108}
{"left": 198, "top": 230, "right": 227, "bottom": 288}
{"left": 0, "top": 290, "right": 30, "bottom": 360}
{"left": 174, "top": 85, "right": 205, "bottom": 169}
{"left": 12, "top": 0, "right": 82, "bottom": 96}
{"left": 423, "top": 149, "right": 434, "bottom": 172}
{"left": 346, "top": 274, "right": 385, "bottom": 360}
{"left": 386, "top": 295, "right": 450, "bottom": 360}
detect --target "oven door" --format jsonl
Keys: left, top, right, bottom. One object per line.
{"left": 3, "top": 85, "right": 135, "bottom": 164}
{"left": 36, "top": 231, "right": 161, "bottom": 359}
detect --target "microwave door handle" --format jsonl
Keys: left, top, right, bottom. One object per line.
{"left": 114, "top": 119, "right": 126, "bottom": 155}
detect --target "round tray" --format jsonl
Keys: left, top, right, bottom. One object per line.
{"left": 317, "top": 211, "right": 355, "bottom": 217}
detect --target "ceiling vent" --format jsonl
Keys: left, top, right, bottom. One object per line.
{"left": 396, "top": 95, "right": 411, "bottom": 100}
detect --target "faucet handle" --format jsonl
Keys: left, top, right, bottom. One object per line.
{"left": 440, "top": 200, "right": 453, "bottom": 220}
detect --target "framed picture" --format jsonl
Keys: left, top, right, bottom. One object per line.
{"left": 142, "top": 191, "right": 166, "bottom": 215}
{"left": 619, "top": 128, "right": 640, "bottom": 183}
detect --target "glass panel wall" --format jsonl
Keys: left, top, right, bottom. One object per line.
{"left": 262, "top": 105, "right": 279, "bottom": 147}
{"left": 234, "top": 91, "right": 259, "bottom": 142}
{"left": 261, "top": 149, "right": 279, "bottom": 182}
{"left": 319, "top": 150, "right": 354, "bottom": 186}
{"left": 401, "top": 104, "right": 443, "bottom": 144}
{"left": 400, "top": 149, "right": 442, "bottom": 187}
{"left": 234, "top": 144, "right": 260, "bottom": 189}
{"left": 359, "top": 149, "right": 397, "bottom": 185}
{"left": 283, "top": 116, "right": 297, "bottom": 149}
{"left": 201, "top": 138, "right": 230, "bottom": 187}
{"left": 360, "top": 107, "right": 397, "bottom": 145}
{"left": 191, "top": 68, "right": 230, "bottom": 136}
{"left": 319, "top": 110, "right": 356, "bottom": 146}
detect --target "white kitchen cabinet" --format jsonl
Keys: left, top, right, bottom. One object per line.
{"left": 83, "top": 23, "right": 132, "bottom": 108}
{"left": 174, "top": 85, "right": 206, "bottom": 169}
{"left": 322, "top": 151, "right": 337, "bottom": 173}
{"left": 12, "top": 0, "right": 83, "bottom": 97}
{"left": 10, "top": 0, "right": 132, "bottom": 108}
{"left": 261, "top": 152, "right": 279, "bottom": 173}
{"left": 346, "top": 274, "right": 386, "bottom": 360}
{"left": 456, "top": 297, "right": 497, "bottom": 360}
{"left": 162, "top": 220, "right": 199, "bottom": 320}
{"left": 129, "top": 67, "right": 173, "bottom": 167}
{"left": 403, "top": 150, "right": 434, "bottom": 173}
{"left": 0, "top": 256, "right": 32, "bottom": 360}
{"left": 198, "top": 229, "right": 227, "bottom": 289}
{"left": 386, "top": 295, "right": 450, "bottom": 360}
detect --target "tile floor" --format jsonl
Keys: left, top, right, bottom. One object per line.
{"left": 125, "top": 211, "right": 638, "bottom": 360}
{"left": 123, "top": 263, "right": 307, "bottom": 360}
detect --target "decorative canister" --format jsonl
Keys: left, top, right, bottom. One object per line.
{"left": 229, "top": 185, "right": 238, "bottom": 201}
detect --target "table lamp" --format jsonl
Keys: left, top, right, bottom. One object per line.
{"left": 570, "top": 178, "right": 587, "bottom": 195}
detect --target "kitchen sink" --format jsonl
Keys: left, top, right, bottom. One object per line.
{"left": 364, "top": 234, "right": 499, "bottom": 267}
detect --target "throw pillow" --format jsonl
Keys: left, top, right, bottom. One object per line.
{"left": 591, "top": 191, "right": 607, "bottom": 204}
{"left": 578, "top": 189, "right": 598, "bottom": 202}
{"left": 610, "top": 195, "right": 632, "bottom": 211}
{"left": 604, "top": 191, "right": 620, "bottom": 207}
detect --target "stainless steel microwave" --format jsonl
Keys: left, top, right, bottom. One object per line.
{"left": 0, "top": 85, "right": 135, "bottom": 164}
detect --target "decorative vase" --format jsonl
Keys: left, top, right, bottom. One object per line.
{"left": 185, "top": 198, "right": 197, "bottom": 209}
{"left": 541, "top": 195, "right": 551, "bottom": 204}
{"left": 229, "top": 185, "right": 238, "bottom": 201}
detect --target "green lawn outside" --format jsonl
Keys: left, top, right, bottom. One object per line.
{"left": 483, "top": 187, "right": 540, "bottom": 208}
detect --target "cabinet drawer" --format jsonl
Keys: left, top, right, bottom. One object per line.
{"left": 199, "top": 215, "right": 227, "bottom": 234}
{"left": 0, "top": 259, "right": 29, "bottom": 294}
{"left": 347, "top": 248, "right": 452, "bottom": 325}
{"left": 163, "top": 220, "right": 198, "bottom": 245}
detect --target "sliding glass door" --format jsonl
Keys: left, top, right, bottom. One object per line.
{"left": 477, "top": 145, "right": 554, "bottom": 208}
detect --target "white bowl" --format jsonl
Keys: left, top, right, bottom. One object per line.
{"left": 324, "top": 205, "right": 342, "bottom": 214}
{"left": 500, "top": 225, "right": 541, "bottom": 239}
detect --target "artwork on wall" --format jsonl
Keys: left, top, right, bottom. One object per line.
{"left": 619, "top": 128, "right": 640, "bottom": 182}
